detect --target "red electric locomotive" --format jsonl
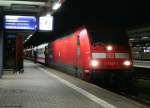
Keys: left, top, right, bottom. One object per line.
{"left": 48, "top": 26, "right": 133, "bottom": 85}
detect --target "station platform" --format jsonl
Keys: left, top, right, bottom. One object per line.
{"left": 134, "top": 60, "right": 150, "bottom": 68}
{"left": 0, "top": 60, "right": 149, "bottom": 108}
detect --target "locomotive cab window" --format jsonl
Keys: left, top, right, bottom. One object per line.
{"left": 89, "top": 30, "right": 128, "bottom": 45}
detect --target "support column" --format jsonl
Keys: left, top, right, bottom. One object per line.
{"left": 0, "top": 30, "right": 3, "bottom": 78}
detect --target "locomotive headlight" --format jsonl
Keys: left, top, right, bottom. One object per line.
{"left": 107, "top": 45, "right": 113, "bottom": 51}
{"left": 123, "top": 60, "right": 131, "bottom": 66}
{"left": 91, "top": 60, "right": 99, "bottom": 67}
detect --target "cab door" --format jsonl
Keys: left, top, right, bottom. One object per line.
{"left": 75, "top": 35, "right": 83, "bottom": 78}
{"left": 76, "top": 35, "right": 81, "bottom": 67}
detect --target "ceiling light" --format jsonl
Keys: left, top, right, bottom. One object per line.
{"left": 129, "top": 38, "right": 135, "bottom": 41}
{"left": 142, "top": 36, "right": 149, "bottom": 39}
{"left": 52, "top": 3, "right": 61, "bottom": 10}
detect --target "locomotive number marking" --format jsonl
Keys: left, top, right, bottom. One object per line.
{"left": 104, "top": 62, "right": 119, "bottom": 65}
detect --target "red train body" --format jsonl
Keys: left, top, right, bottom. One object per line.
{"left": 25, "top": 26, "right": 133, "bottom": 84}
{"left": 48, "top": 26, "right": 133, "bottom": 82}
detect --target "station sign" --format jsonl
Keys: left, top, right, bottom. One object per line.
{"left": 4, "top": 15, "right": 37, "bottom": 30}
{"left": 39, "top": 15, "right": 53, "bottom": 31}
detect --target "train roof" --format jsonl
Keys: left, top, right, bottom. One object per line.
{"left": 34, "top": 43, "right": 48, "bottom": 49}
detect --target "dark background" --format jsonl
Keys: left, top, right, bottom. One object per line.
{"left": 26, "top": 0, "right": 150, "bottom": 47}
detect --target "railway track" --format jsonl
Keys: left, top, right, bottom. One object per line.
{"left": 118, "top": 89, "right": 150, "bottom": 106}
{"left": 97, "top": 82, "right": 150, "bottom": 107}
{"left": 105, "top": 67, "right": 150, "bottom": 107}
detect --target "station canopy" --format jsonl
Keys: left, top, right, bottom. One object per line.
{"left": 0, "top": 0, "right": 66, "bottom": 47}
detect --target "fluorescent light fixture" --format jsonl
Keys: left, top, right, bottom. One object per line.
{"left": 24, "top": 34, "right": 33, "bottom": 43}
{"left": 142, "top": 36, "right": 149, "bottom": 39}
{"left": 39, "top": 15, "right": 53, "bottom": 31}
{"left": 29, "top": 34, "right": 32, "bottom": 37}
{"left": 0, "top": 1, "right": 45, "bottom": 7}
{"left": 52, "top": 3, "right": 61, "bottom": 10}
{"left": 129, "top": 38, "right": 135, "bottom": 41}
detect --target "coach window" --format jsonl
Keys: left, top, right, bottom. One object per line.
{"left": 77, "top": 36, "right": 80, "bottom": 46}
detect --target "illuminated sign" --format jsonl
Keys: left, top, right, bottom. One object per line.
{"left": 39, "top": 16, "right": 53, "bottom": 31}
{"left": 144, "top": 50, "right": 150, "bottom": 53}
{"left": 4, "top": 15, "right": 37, "bottom": 30}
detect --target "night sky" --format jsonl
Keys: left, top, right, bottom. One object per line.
{"left": 53, "top": 0, "right": 150, "bottom": 29}
{"left": 26, "top": 0, "right": 150, "bottom": 47}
